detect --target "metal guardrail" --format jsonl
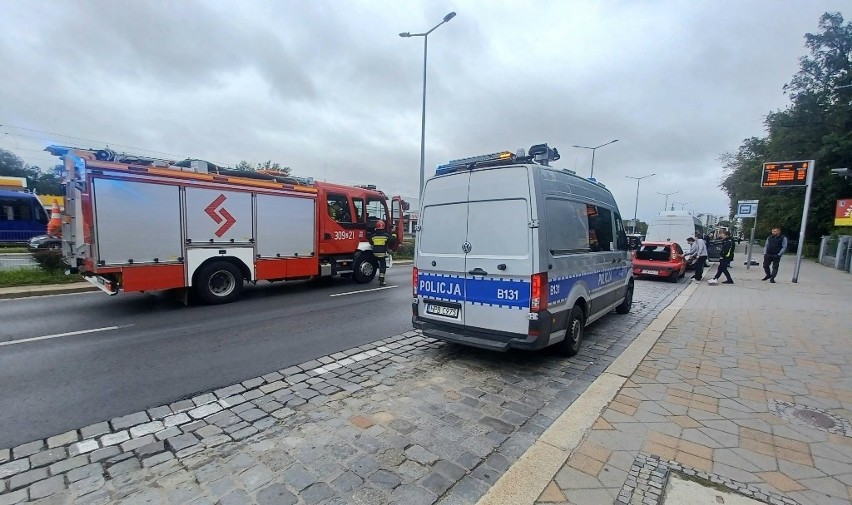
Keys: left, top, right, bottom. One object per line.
{"left": 0, "top": 230, "right": 41, "bottom": 244}
{"left": 0, "top": 254, "right": 37, "bottom": 271}
{"left": 818, "top": 235, "right": 851, "bottom": 272}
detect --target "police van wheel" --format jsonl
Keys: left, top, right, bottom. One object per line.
{"left": 195, "top": 261, "right": 243, "bottom": 304}
{"left": 353, "top": 255, "right": 377, "bottom": 284}
{"left": 615, "top": 282, "right": 633, "bottom": 314}
{"left": 558, "top": 305, "right": 585, "bottom": 357}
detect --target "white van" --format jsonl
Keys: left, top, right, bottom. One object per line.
{"left": 644, "top": 211, "right": 721, "bottom": 260}
{"left": 412, "top": 145, "right": 633, "bottom": 356}
{"left": 645, "top": 211, "right": 704, "bottom": 243}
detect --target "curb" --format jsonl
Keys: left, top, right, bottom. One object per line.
{"left": 0, "top": 283, "right": 97, "bottom": 300}
{"left": 476, "top": 282, "right": 699, "bottom": 505}
{"left": 0, "top": 266, "right": 414, "bottom": 301}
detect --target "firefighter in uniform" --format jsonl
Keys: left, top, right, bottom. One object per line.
{"left": 370, "top": 220, "right": 390, "bottom": 286}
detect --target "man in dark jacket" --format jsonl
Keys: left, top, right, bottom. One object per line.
{"left": 762, "top": 227, "right": 788, "bottom": 283}
{"left": 708, "top": 231, "right": 734, "bottom": 285}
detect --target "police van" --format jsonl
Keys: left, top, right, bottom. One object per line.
{"left": 412, "top": 144, "right": 633, "bottom": 356}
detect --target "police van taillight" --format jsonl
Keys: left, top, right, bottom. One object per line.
{"left": 412, "top": 267, "right": 418, "bottom": 297}
{"left": 530, "top": 272, "right": 548, "bottom": 312}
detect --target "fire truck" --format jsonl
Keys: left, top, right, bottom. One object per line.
{"left": 46, "top": 146, "right": 407, "bottom": 304}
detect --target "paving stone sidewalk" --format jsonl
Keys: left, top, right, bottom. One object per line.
{"left": 536, "top": 260, "right": 852, "bottom": 505}
{"left": 0, "top": 279, "right": 685, "bottom": 504}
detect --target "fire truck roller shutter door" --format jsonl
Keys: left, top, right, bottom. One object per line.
{"left": 256, "top": 194, "right": 315, "bottom": 258}
{"left": 91, "top": 179, "right": 182, "bottom": 265}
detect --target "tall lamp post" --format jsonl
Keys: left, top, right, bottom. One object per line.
{"left": 671, "top": 201, "right": 692, "bottom": 211}
{"left": 626, "top": 173, "right": 655, "bottom": 234}
{"left": 400, "top": 11, "right": 457, "bottom": 199}
{"left": 657, "top": 191, "right": 678, "bottom": 211}
{"left": 572, "top": 139, "right": 618, "bottom": 179}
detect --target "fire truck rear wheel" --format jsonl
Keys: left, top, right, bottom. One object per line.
{"left": 353, "top": 255, "right": 377, "bottom": 284}
{"left": 195, "top": 261, "right": 244, "bottom": 304}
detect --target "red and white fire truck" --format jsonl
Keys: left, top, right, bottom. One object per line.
{"left": 47, "top": 146, "right": 407, "bottom": 304}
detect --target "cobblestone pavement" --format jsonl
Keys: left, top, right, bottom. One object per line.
{"left": 0, "top": 280, "right": 685, "bottom": 505}
{"left": 535, "top": 260, "right": 852, "bottom": 505}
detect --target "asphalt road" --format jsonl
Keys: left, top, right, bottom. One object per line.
{"left": 0, "top": 266, "right": 413, "bottom": 448}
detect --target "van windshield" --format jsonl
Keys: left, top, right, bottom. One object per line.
{"left": 419, "top": 203, "right": 468, "bottom": 255}
{"left": 467, "top": 199, "right": 529, "bottom": 257}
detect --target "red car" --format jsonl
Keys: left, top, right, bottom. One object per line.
{"left": 631, "top": 241, "right": 687, "bottom": 282}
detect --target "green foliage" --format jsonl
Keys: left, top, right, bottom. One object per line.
{"left": 30, "top": 250, "right": 65, "bottom": 272}
{"left": 0, "top": 268, "right": 80, "bottom": 288}
{"left": 235, "top": 160, "right": 292, "bottom": 176}
{"left": 0, "top": 148, "right": 62, "bottom": 195}
{"left": 721, "top": 12, "right": 852, "bottom": 240}
{"left": 394, "top": 238, "right": 415, "bottom": 259}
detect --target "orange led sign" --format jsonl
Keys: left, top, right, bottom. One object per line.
{"left": 761, "top": 161, "right": 809, "bottom": 187}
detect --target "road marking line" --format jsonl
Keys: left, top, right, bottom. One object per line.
{"left": 0, "top": 325, "right": 127, "bottom": 347}
{"left": 0, "top": 290, "right": 98, "bottom": 302}
{"left": 329, "top": 285, "right": 397, "bottom": 297}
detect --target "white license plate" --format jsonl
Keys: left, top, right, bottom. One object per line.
{"left": 426, "top": 304, "right": 459, "bottom": 318}
{"left": 641, "top": 269, "right": 659, "bottom": 275}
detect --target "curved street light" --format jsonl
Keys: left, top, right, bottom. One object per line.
{"left": 656, "top": 191, "right": 678, "bottom": 211}
{"left": 400, "top": 12, "right": 457, "bottom": 199}
{"left": 625, "top": 173, "right": 655, "bottom": 234}
{"left": 572, "top": 139, "right": 618, "bottom": 179}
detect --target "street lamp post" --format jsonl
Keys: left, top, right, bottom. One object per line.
{"left": 626, "top": 173, "right": 655, "bottom": 234}
{"left": 657, "top": 191, "right": 678, "bottom": 211}
{"left": 672, "top": 201, "right": 692, "bottom": 211}
{"left": 400, "top": 11, "right": 457, "bottom": 199}
{"left": 572, "top": 139, "right": 618, "bottom": 179}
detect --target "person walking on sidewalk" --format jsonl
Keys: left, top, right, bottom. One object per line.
{"left": 762, "top": 227, "right": 788, "bottom": 283}
{"left": 708, "top": 230, "right": 735, "bottom": 285}
{"left": 370, "top": 220, "right": 390, "bottom": 286}
{"left": 689, "top": 233, "right": 709, "bottom": 281}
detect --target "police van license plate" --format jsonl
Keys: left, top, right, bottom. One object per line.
{"left": 641, "top": 269, "right": 659, "bottom": 275}
{"left": 426, "top": 304, "right": 459, "bottom": 318}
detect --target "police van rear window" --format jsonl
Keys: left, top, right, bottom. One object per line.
{"left": 418, "top": 203, "right": 468, "bottom": 255}
{"left": 466, "top": 199, "right": 529, "bottom": 257}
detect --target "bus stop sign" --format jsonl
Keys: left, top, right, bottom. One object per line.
{"left": 736, "top": 200, "right": 758, "bottom": 218}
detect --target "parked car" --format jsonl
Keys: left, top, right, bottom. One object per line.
{"left": 704, "top": 238, "right": 722, "bottom": 262}
{"left": 27, "top": 234, "right": 62, "bottom": 251}
{"left": 626, "top": 234, "right": 644, "bottom": 251}
{"left": 631, "top": 241, "right": 686, "bottom": 283}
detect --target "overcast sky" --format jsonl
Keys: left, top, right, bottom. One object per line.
{"left": 1, "top": 1, "right": 847, "bottom": 222}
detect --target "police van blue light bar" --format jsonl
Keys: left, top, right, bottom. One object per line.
{"left": 436, "top": 151, "right": 515, "bottom": 175}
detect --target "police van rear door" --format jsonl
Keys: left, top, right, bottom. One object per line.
{"left": 463, "top": 166, "right": 534, "bottom": 336}
{"left": 416, "top": 171, "right": 470, "bottom": 326}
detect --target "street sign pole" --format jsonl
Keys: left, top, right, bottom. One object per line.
{"left": 746, "top": 216, "right": 757, "bottom": 270}
{"left": 791, "top": 159, "right": 816, "bottom": 283}
{"left": 736, "top": 200, "right": 759, "bottom": 269}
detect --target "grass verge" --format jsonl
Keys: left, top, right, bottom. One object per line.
{"left": 0, "top": 268, "right": 82, "bottom": 288}
{"left": 0, "top": 247, "right": 29, "bottom": 254}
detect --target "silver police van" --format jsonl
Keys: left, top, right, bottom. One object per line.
{"left": 412, "top": 144, "right": 633, "bottom": 355}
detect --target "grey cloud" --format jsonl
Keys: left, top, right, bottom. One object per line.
{"left": 1, "top": 0, "right": 848, "bottom": 220}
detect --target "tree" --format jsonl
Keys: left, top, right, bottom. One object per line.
{"left": 720, "top": 12, "right": 852, "bottom": 240}
{"left": 235, "top": 160, "right": 292, "bottom": 176}
{"left": 0, "top": 148, "right": 62, "bottom": 195}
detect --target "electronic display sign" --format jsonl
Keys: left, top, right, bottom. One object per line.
{"left": 761, "top": 161, "right": 809, "bottom": 187}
